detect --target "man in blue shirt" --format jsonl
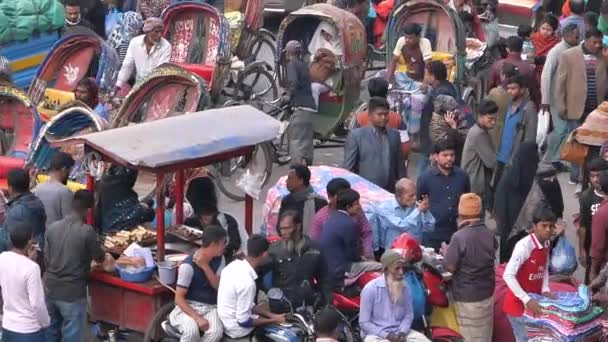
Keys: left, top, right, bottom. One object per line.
{"left": 417, "top": 140, "right": 471, "bottom": 250}
{"left": 319, "top": 189, "right": 382, "bottom": 287}
{"left": 495, "top": 75, "right": 537, "bottom": 183}
{"left": 372, "top": 178, "right": 435, "bottom": 249}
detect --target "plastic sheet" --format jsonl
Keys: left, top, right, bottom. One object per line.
{"left": 550, "top": 236, "right": 577, "bottom": 276}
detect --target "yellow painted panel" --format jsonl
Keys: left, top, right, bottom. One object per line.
{"left": 9, "top": 53, "right": 46, "bottom": 72}
{"left": 37, "top": 174, "right": 86, "bottom": 192}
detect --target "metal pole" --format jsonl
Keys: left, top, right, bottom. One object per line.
{"left": 156, "top": 173, "right": 165, "bottom": 262}
{"left": 86, "top": 174, "right": 94, "bottom": 225}
{"left": 175, "top": 170, "right": 184, "bottom": 225}
{"left": 245, "top": 194, "right": 253, "bottom": 236}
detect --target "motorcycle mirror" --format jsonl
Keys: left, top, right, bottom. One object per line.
{"left": 267, "top": 288, "right": 285, "bottom": 301}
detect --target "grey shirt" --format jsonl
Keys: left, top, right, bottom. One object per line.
{"left": 461, "top": 124, "right": 496, "bottom": 201}
{"left": 444, "top": 221, "right": 497, "bottom": 302}
{"left": 44, "top": 214, "right": 105, "bottom": 301}
{"left": 33, "top": 179, "right": 73, "bottom": 229}
{"left": 540, "top": 40, "right": 574, "bottom": 112}
{"left": 344, "top": 126, "right": 406, "bottom": 192}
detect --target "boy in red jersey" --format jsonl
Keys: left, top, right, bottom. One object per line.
{"left": 502, "top": 207, "right": 556, "bottom": 342}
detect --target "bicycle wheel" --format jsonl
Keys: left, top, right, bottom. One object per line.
{"left": 234, "top": 64, "right": 279, "bottom": 113}
{"left": 143, "top": 302, "right": 177, "bottom": 342}
{"left": 213, "top": 142, "right": 274, "bottom": 202}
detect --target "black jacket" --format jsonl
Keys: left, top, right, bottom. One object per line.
{"left": 261, "top": 236, "right": 333, "bottom": 310}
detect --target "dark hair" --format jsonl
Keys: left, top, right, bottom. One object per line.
{"left": 247, "top": 234, "right": 270, "bottom": 258}
{"left": 458, "top": 10, "right": 474, "bottom": 23}
{"left": 506, "top": 36, "right": 524, "bottom": 53}
{"left": 64, "top": 0, "right": 81, "bottom": 7}
{"left": 198, "top": 201, "right": 219, "bottom": 216}
{"left": 8, "top": 223, "right": 32, "bottom": 250}
{"left": 561, "top": 23, "right": 580, "bottom": 37}
{"left": 8, "top": 169, "right": 29, "bottom": 193}
{"left": 506, "top": 74, "right": 527, "bottom": 88}
{"left": 570, "top": 0, "right": 585, "bottom": 15}
{"left": 402, "top": 23, "right": 422, "bottom": 36}
{"left": 478, "top": 99, "right": 498, "bottom": 116}
{"left": 588, "top": 158, "right": 608, "bottom": 172}
{"left": 201, "top": 225, "right": 228, "bottom": 247}
{"left": 368, "top": 77, "right": 389, "bottom": 98}
{"left": 314, "top": 308, "right": 341, "bottom": 336}
{"left": 586, "top": 27, "right": 603, "bottom": 39}
{"left": 279, "top": 209, "right": 302, "bottom": 226}
{"left": 432, "top": 139, "right": 456, "bottom": 154}
{"left": 49, "top": 152, "right": 75, "bottom": 171}
{"left": 501, "top": 63, "right": 519, "bottom": 78}
{"left": 532, "top": 207, "right": 557, "bottom": 224}
{"left": 429, "top": 60, "right": 448, "bottom": 81}
{"left": 336, "top": 188, "right": 360, "bottom": 211}
{"left": 516, "top": 25, "right": 532, "bottom": 39}
{"left": 600, "top": 171, "right": 608, "bottom": 193}
{"left": 326, "top": 177, "right": 351, "bottom": 197}
{"left": 289, "top": 164, "right": 311, "bottom": 186}
{"left": 73, "top": 190, "right": 94, "bottom": 211}
{"left": 540, "top": 13, "right": 559, "bottom": 31}
{"left": 368, "top": 96, "right": 390, "bottom": 114}
{"left": 584, "top": 12, "right": 599, "bottom": 27}
{"left": 601, "top": 0, "right": 608, "bottom": 14}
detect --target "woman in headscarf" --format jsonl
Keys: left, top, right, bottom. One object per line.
{"left": 183, "top": 177, "right": 246, "bottom": 262}
{"left": 531, "top": 14, "right": 560, "bottom": 87}
{"left": 308, "top": 21, "right": 344, "bottom": 59}
{"left": 95, "top": 166, "right": 155, "bottom": 233}
{"left": 494, "top": 142, "right": 540, "bottom": 263}
{"left": 507, "top": 162, "right": 564, "bottom": 252}
{"left": 107, "top": 11, "right": 144, "bottom": 64}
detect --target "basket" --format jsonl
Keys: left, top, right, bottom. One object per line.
{"left": 115, "top": 265, "right": 156, "bottom": 283}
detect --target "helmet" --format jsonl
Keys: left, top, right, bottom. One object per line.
{"left": 390, "top": 233, "right": 422, "bottom": 263}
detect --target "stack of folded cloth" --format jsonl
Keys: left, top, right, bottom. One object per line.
{"left": 523, "top": 285, "right": 607, "bottom": 341}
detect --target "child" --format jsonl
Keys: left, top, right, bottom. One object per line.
{"left": 517, "top": 24, "right": 535, "bottom": 61}
{"left": 503, "top": 207, "right": 557, "bottom": 342}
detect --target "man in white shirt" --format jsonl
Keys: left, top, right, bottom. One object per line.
{"left": 0, "top": 223, "right": 50, "bottom": 340}
{"left": 217, "top": 235, "right": 285, "bottom": 339}
{"left": 115, "top": 17, "right": 171, "bottom": 91}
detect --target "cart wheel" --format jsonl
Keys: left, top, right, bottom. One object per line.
{"left": 143, "top": 302, "right": 177, "bottom": 342}
{"left": 213, "top": 142, "right": 274, "bottom": 202}
{"left": 234, "top": 64, "right": 279, "bottom": 113}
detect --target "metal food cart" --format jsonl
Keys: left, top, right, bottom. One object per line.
{"left": 52, "top": 105, "right": 281, "bottom": 335}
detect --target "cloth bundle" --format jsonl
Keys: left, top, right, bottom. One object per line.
{"left": 0, "top": 0, "right": 64, "bottom": 44}
{"left": 575, "top": 101, "right": 608, "bottom": 147}
{"left": 523, "top": 285, "right": 606, "bottom": 341}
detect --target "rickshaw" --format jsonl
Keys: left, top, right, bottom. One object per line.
{"left": 161, "top": 1, "right": 278, "bottom": 106}
{"left": 27, "top": 104, "right": 108, "bottom": 189}
{"left": 0, "top": 85, "right": 43, "bottom": 188}
{"left": 111, "top": 63, "right": 209, "bottom": 128}
{"left": 27, "top": 33, "right": 120, "bottom": 120}
{"left": 51, "top": 106, "right": 280, "bottom": 340}
{"left": 275, "top": 3, "right": 367, "bottom": 139}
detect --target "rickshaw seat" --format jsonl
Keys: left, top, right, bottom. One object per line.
{"left": 319, "top": 93, "right": 342, "bottom": 103}
{"left": 175, "top": 63, "right": 214, "bottom": 84}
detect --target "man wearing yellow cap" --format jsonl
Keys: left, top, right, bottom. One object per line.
{"left": 443, "top": 193, "right": 496, "bottom": 342}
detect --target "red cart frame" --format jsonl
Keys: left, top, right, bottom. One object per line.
{"left": 53, "top": 105, "right": 280, "bottom": 334}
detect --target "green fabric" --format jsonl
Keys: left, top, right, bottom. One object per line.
{"left": 0, "top": 0, "right": 65, "bottom": 44}
{"left": 598, "top": 16, "right": 608, "bottom": 35}
{"left": 540, "top": 305, "right": 604, "bottom": 324}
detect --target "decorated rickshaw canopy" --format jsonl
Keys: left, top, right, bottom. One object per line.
{"left": 52, "top": 105, "right": 281, "bottom": 172}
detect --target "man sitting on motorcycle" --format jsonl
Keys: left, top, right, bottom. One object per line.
{"left": 263, "top": 210, "right": 333, "bottom": 313}
{"left": 359, "top": 250, "right": 431, "bottom": 342}
{"left": 168, "top": 226, "right": 227, "bottom": 342}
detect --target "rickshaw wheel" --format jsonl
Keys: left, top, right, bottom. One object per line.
{"left": 234, "top": 64, "right": 279, "bottom": 113}
{"left": 143, "top": 301, "right": 177, "bottom": 342}
{"left": 213, "top": 142, "right": 274, "bottom": 202}
{"left": 344, "top": 102, "right": 367, "bottom": 132}
{"left": 249, "top": 29, "right": 277, "bottom": 72}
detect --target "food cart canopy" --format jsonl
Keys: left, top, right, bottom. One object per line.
{"left": 53, "top": 105, "right": 281, "bottom": 171}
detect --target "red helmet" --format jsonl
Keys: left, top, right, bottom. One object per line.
{"left": 390, "top": 233, "right": 422, "bottom": 263}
